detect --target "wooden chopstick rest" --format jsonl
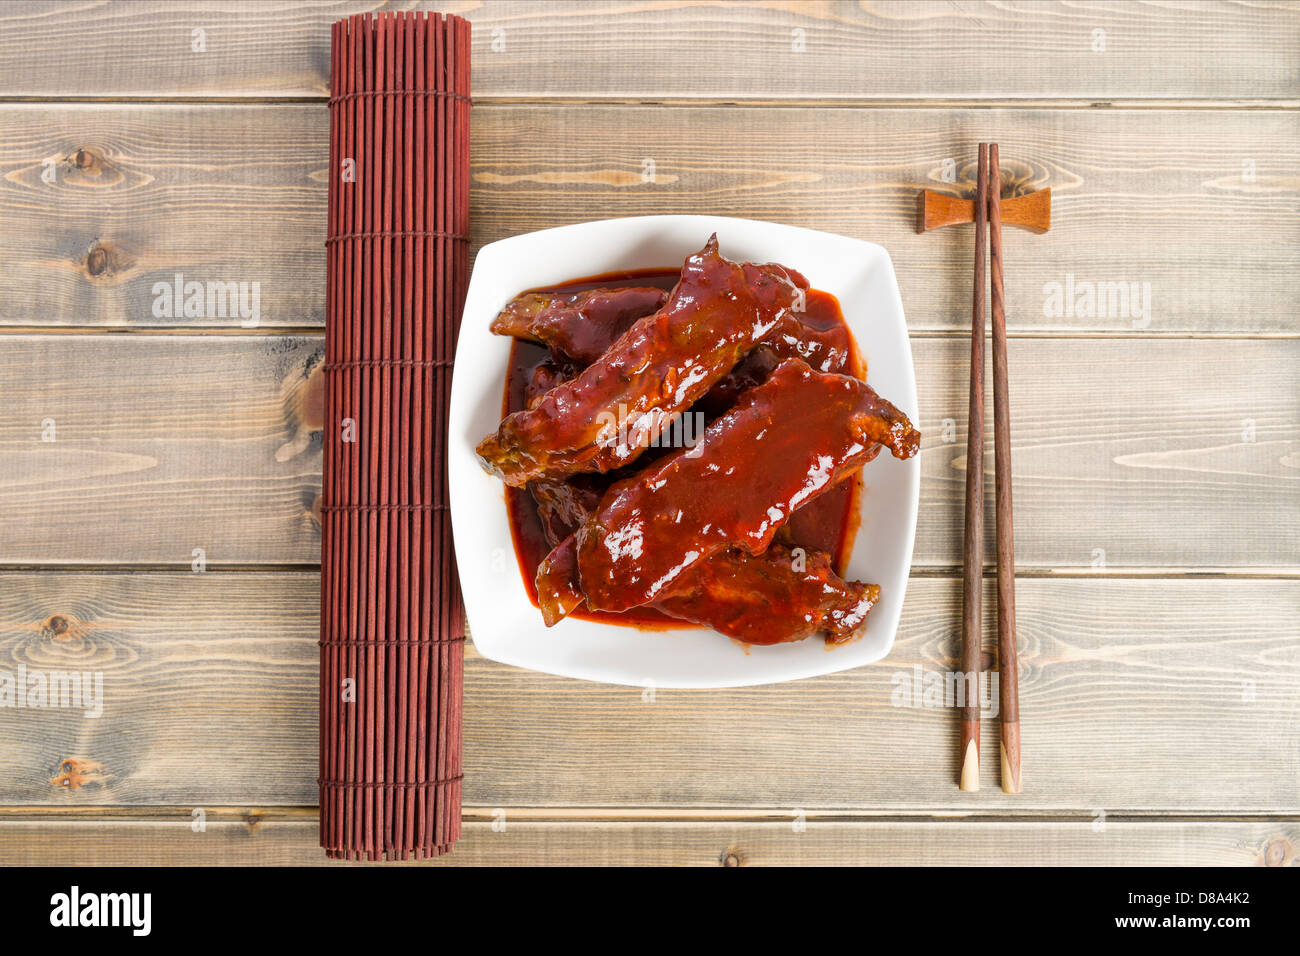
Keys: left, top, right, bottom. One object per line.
{"left": 916, "top": 187, "right": 1051, "bottom": 234}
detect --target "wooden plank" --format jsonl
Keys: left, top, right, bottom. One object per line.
{"left": 0, "top": 1, "right": 1295, "bottom": 102}
{"left": 0, "top": 573, "right": 315, "bottom": 806}
{"left": 0, "top": 105, "right": 327, "bottom": 331}
{"left": 0, "top": 818, "right": 1294, "bottom": 866}
{"left": 5, "top": 103, "right": 1294, "bottom": 335}
{"left": 0, "top": 334, "right": 324, "bottom": 565}
{"left": 1, "top": 104, "right": 1295, "bottom": 333}
{"left": 1, "top": 334, "right": 1295, "bottom": 569}
{"left": 0, "top": 573, "right": 1296, "bottom": 811}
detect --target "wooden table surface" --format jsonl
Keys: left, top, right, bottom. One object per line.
{"left": 0, "top": 0, "right": 1296, "bottom": 866}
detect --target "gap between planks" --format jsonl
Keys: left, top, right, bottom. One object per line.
{"left": 0, "top": 96, "right": 1296, "bottom": 110}
{"left": 2, "top": 806, "right": 1297, "bottom": 824}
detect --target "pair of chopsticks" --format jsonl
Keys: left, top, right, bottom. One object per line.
{"left": 959, "top": 143, "right": 1021, "bottom": 794}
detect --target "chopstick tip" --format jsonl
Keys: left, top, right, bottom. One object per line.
{"left": 1000, "top": 725, "right": 1022, "bottom": 794}
{"left": 959, "top": 737, "right": 980, "bottom": 792}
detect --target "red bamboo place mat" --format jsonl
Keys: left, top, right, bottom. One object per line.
{"left": 320, "top": 10, "right": 470, "bottom": 861}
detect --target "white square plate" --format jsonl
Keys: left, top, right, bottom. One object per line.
{"left": 448, "top": 215, "right": 920, "bottom": 688}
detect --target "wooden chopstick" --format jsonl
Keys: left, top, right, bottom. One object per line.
{"left": 958, "top": 144, "right": 988, "bottom": 792}
{"left": 987, "top": 144, "right": 1022, "bottom": 793}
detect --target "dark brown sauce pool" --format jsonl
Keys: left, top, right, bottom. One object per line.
{"left": 501, "top": 268, "right": 864, "bottom": 629}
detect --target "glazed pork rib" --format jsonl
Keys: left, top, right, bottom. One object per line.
{"left": 530, "top": 484, "right": 881, "bottom": 645}
{"left": 653, "top": 544, "right": 880, "bottom": 646}
{"left": 524, "top": 322, "right": 787, "bottom": 425}
{"left": 491, "top": 279, "right": 853, "bottom": 374}
{"left": 491, "top": 286, "right": 668, "bottom": 364}
{"left": 536, "top": 530, "right": 880, "bottom": 644}
{"left": 475, "top": 235, "right": 807, "bottom": 486}
{"left": 527, "top": 455, "right": 881, "bottom": 644}
{"left": 575, "top": 357, "right": 921, "bottom": 613}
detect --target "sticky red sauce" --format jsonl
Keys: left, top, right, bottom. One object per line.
{"left": 500, "top": 268, "right": 864, "bottom": 629}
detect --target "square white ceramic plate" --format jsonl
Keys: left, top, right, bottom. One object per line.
{"left": 448, "top": 215, "right": 919, "bottom": 688}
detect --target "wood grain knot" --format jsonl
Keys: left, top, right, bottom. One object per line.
{"left": 85, "top": 242, "right": 113, "bottom": 279}
{"left": 935, "top": 157, "right": 1053, "bottom": 198}
{"left": 1263, "top": 837, "right": 1294, "bottom": 867}
{"left": 18, "top": 613, "right": 133, "bottom": 669}
{"left": 60, "top": 145, "right": 129, "bottom": 188}
{"left": 275, "top": 356, "right": 325, "bottom": 464}
{"left": 721, "top": 848, "right": 744, "bottom": 867}
{"left": 36, "top": 612, "right": 94, "bottom": 647}
{"left": 50, "top": 758, "right": 109, "bottom": 791}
